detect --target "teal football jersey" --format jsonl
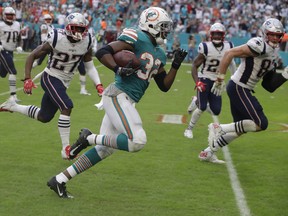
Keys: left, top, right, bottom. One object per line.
{"left": 115, "top": 28, "right": 167, "bottom": 102}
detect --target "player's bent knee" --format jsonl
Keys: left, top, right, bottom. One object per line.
{"left": 128, "top": 142, "right": 145, "bottom": 152}
{"left": 95, "top": 145, "right": 115, "bottom": 159}
{"left": 128, "top": 128, "right": 147, "bottom": 152}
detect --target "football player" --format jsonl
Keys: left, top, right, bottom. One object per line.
{"left": 0, "top": 13, "right": 103, "bottom": 160}
{"left": 184, "top": 23, "right": 236, "bottom": 147}
{"left": 0, "top": 7, "right": 23, "bottom": 102}
{"left": 32, "top": 14, "right": 54, "bottom": 68}
{"left": 199, "top": 18, "right": 286, "bottom": 163}
{"left": 46, "top": 7, "right": 187, "bottom": 198}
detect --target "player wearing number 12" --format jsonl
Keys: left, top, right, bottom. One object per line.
{"left": 0, "top": 13, "right": 102, "bottom": 160}
{"left": 46, "top": 7, "right": 187, "bottom": 198}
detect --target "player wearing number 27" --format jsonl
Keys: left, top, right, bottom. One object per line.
{"left": 199, "top": 18, "right": 286, "bottom": 163}
{"left": 46, "top": 7, "right": 187, "bottom": 198}
{"left": 184, "top": 23, "right": 236, "bottom": 144}
{"left": 0, "top": 13, "right": 102, "bottom": 160}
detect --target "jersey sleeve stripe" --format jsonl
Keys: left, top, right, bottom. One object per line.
{"left": 121, "top": 29, "right": 138, "bottom": 41}
{"left": 87, "top": 33, "right": 92, "bottom": 50}
{"left": 52, "top": 29, "right": 58, "bottom": 48}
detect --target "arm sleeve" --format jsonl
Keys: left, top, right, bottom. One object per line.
{"left": 84, "top": 60, "right": 101, "bottom": 85}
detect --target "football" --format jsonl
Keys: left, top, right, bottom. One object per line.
{"left": 113, "top": 50, "right": 141, "bottom": 68}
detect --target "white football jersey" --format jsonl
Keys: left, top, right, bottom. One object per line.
{"left": 44, "top": 29, "right": 92, "bottom": 87}
{"left": 0, "top": 21, "right": 21, "bottom": 51}
{"left": 231, "top": 37, "right": 278, "bottom": 90}
{"left": 198, "top": 41, "right": 234, "bottom": 81}
{"left": 40, "top": 23, "right": 54, "bottom": 42}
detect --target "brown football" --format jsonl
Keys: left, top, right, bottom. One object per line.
{"left": 113, "top": 50, "right": 141, "bottom": 68}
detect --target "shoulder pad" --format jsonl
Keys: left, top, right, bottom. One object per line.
{"left": 247, "top": 37, "right": 265, "bottom": 55}
{"left": 197, "top": 43, "right": 205, "bottom": 55}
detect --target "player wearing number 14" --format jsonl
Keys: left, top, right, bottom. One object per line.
{"left": 0, "top": 13, "right": 102, "bottom": 160}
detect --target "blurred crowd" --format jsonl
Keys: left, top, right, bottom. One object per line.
{"left": 0, "top": 0, "right": 287, "bottom": 52}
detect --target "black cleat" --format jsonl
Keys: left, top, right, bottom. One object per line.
{"left": 47, "top": 176, "right": 73, "bottom": 199}
{"left": 69, "top": 128, "right": 92, "bottom": 159}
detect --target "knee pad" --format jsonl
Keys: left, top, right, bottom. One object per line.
{"left": 95, "top": 145, "right": 116, "bottom": 159}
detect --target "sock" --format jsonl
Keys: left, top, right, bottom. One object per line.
{"left": 221, "top": 120, "right": 257, "bottom": 133}
{"left": 187, "top": 108, "right": 202, "bottom": 130}
{"left": 215, "top": 132, "right": 239, "bottom": 149}
{"left": 87, "top": 133, "right": 129, "bottom": 151}
{"left": 9, "top": 74, "right": 16, "bottom": 94}
{"left": 79, "top": 75, "right": 86, "bottom": 91}
{"left": 58, "top": 114, "right": 70, "bottom": 149}
{"left": 10, "top": 104, "right": 40, "bottom": 120}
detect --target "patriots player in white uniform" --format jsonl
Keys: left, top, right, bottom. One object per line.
{"left": 184, "top": 23, "right": 236, "bottom": 144}
{"left": 46, "top": 7, "right": 187, "bottom": 198}
{"left": 32, "top": 14, "right": 54, "bottom": 68}
{"left": 198, "top": 18, "right": 285, "bottom": 163}
{"left": 0, "top": 7, "right": 23, "bottom": 102}
{"left": 0, "top": 13, "right": 102, "bottom": 160}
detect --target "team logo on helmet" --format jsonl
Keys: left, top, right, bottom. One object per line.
{"left": 145, "top": 8, "right": 159, "bottom": 22}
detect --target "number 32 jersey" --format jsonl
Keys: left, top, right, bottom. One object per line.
{"left": 45, "top": 29, "right": 92, "bottom": 87}
{"left": 198, "top": 41, "right": 234, "bottom": 81}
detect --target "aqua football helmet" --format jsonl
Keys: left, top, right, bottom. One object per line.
{"left": 138, "top": 7, "right": 173, "bottom": 45}
{"left": 261, "top": 18, "right": 284, "bottom": 48}
{"left": 209, "top": 23, "right": 226, "bottom": 44}
{"left": 65, "top": 13, "right": 88, "bottom": 41}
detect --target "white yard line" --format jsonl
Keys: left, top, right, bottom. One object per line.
{"left": 222, "top": 146, "right": 252, "bottom": 216}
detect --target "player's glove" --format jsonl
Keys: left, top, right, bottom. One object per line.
{"left": 96, "top": 84, "right": 104, "bottom": 96}
{"left": 23, "top": 78, "right": 37, "bottom": 95}
{"left": 211, "top": 73, "right": 225, "bottom": 96}
{"left": 172, "top": 48, "right": 188, "bottom": 70}
{"left": 195, "top": 81, "right": 206, "bottom": 92}
{"left": 16, "top": 46, "right": 23, "bottom": 53}
{"left": 114, "top": 60, "right": 137, "bottom": 77}
{"left": 0, "top": 45, "right": 3, "bottom": 51}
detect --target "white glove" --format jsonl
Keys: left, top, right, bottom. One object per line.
{"left": 16, "top": 46, "right": 23, "bottom": 53}
{"left": 211, "top": 73, "right": 226, "bottom": 96}
{"left": 211, "top": 80, "right": 226, "bottom": 96}
{"left": 0, "top": 45, "right": 3, "bottom": 51}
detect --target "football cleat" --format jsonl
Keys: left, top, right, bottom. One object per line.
{"left": 198, "top": 150, "right": 225, "bottom": 164}
{"left": 208, "top": 123, "right": 224, "bottom": 151}
{"left": 80, "top": 89, "right": 91, "bottom": 96}
{"left": 187, "top": 96, "right": 197, "bottom": 114}
{"left": 47, "top": 176, "right": 73, "bottom": 198}
{"left": 184, "top": 129, "right": 193, "bottom": 139}
{"left": 0, "top": 97, "right": 17, "bottom": 112}
{"left": 61, "top": 145, "right": 72, "bottom": 160}
{"left": 69, "top": 128, "right": 92, "bottom": 159}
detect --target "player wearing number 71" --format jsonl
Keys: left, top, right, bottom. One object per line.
{"left": 0, "top": 13, "right": 103, "bottom": 160}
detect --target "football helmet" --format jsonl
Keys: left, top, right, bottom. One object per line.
{"left": 43, "top": 14, "right": 53, "bottom": 25}
{"left": 209, "top": 23, "right": 226, "bottom": 44}
{"left": 138, "top": 7, "right": 173, "bottom": 45}
{"left": 261, "top": 18, "right": 284, "bottom": 48}
{"left": 65, "top": 13, "right": 88, "bottom": 41}
{"left": 3, "top": 7, "right": 16, "bottom": 23}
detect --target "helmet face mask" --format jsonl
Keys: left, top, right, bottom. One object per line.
{"left": 3, "top": 7, "right": 16, "bottom": 23}
{"left": 43, "top": 14, "right": 52, "bottom": 25}
{"left": 65, "top": 13, "right": 88, "bottom": 41}
{"left": 210, "top": 23, "right": 226, "bottom": 44}
{"left": 139, "top": 7, "right": 173, "bottom": 45}
{"left": 261, "top": 18, "right": 284, "bottom": 48}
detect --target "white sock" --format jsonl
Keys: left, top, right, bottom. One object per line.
{"left": 9, "top": 74, "right": 16, "bottom": 94}
{"left": 58, "top": 114, "right": 70, "bottom": 148}
{"left": 188, "top": 108, "right": 202, "bottom": 129}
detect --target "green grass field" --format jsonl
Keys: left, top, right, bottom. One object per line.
{"left": 0, "top": 53, "right": 287, "bottom": 216}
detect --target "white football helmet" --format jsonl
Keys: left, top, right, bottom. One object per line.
{"left": 209, "top": 23, "right": 226, "bottom": 44}
{"left": 3, "top": 7, "right": 16, "bottom": 23}
{"left": 138, "top": 7, "right": 173, "bottom": 45}
{"left": 65, "top": 13, "right": 88, "bottom": 41}
{"left": 43, "top": 14, "right": 52, "bottom": 25}
{"left": 261, "top": 18, "right": 284, "bottom": 48}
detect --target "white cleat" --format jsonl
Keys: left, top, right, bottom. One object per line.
{"left": 80, "top": 89, "right": 91, "bottom": 96}
{"left": 184, "top": 129, "right": 193, "bottom": 139}
{"left": 198, "top": 150, "right": 225, "bottom": 164}
{"left": 61, "top": 145, "right": 72, "bottom": 160}
{"left": 9, "top": 95, "right": 21, "bottom": 103}
{"left": 187, "top": 96, "right": 197, "bottom": 114}
{"left": 208, "top": 123, "right": 223, "bottom": 151}
{"left": 0, "top": 97, "right": 17, "bottom": 112}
